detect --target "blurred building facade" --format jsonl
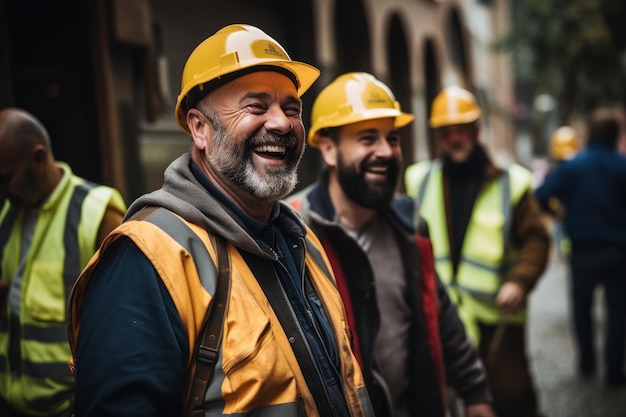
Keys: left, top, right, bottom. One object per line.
{"left": 1, "top": 0, "right": 517, "bottom": 202}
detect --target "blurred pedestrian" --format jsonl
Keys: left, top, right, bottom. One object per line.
{"left": 288, "top": 73, "right": 495, "bottom": 417}
{"left": 0, "top": 107, "right": 126, "bottom": 417}
{"left": 546, "top": 126, "right": 581, "bottom": 258}
{"left": 66, "top": 24, "right": 374, "bottom": 417}
{"left": 535, "top": 107, "right": 626, "bottom": 387}
{"left": 405, "top": 85, "right": 550, "bottom": 417}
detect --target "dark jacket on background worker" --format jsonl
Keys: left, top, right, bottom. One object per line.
{"left": 535, "top": 109, "right": 626, "bottom": 386}
{"left": 289, "top": 171, "right": 491, "bottom": 417}
{"left": 536, "top": 140, "right": 626, "bottom": 245}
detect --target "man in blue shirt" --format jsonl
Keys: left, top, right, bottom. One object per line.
{"left": 535, "top": 107, "right": 626, "bottom": 387}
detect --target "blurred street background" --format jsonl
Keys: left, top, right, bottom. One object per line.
{"left": 529, "top": 238, "right": 626, "bottom": 417}
{"left": 2, "top": 2, "right": 626, "bottom": 414}
{"left": 3, "top": 0, "right": 625, "bottom": 204}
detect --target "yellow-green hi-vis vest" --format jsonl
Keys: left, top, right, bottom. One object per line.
{"left": 0, "top": 162, "right": 126, "bottom": 416}
{"left": 405, "top": 160, "right": 532, "bottom": 345}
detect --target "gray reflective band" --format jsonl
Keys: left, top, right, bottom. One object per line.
{"left": 0, "top": 205, "right": 19, "bottom": 278}
{"left": 0, "top": 352, "right": 73, "bottom": 378}
{"left": 459, "top": 256, "right": 501, "bottom": 273}
{"left": 22, "top": 323, "right": 68, "bottom": 343}
{"left": 500, "top": 168, "right": 512, "bottom": 274}
{"left": 358, "top": 386, "right": 376, "bottom": 417}
{"left": 22, "top": 359, "right": 73, "bottom": 379}
{"left": 63, "top": 182, "right": 97, "bottom": 301}
{"left": 435, "top": 255, "right": 449, "bottom": 263}
{"left": 144, "top": 208, "right": 218, "bottom": 295}
{"left": 416, "top": 163, "right": 435, "bottom": 209}
{"left": 447, "top": 282, "right": 496, "bottom": 302}
{"left": 203, "top": 399, "right": 302, "bottom": 416}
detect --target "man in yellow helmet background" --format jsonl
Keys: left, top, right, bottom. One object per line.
{"left": 67, "top": 24, "right": 374, "bottom": 417}
{"left": 405, "top": 85, "right": 550, "bottom": 417}
{"left": 549, "top": 126, "right": 581, "bottom": 163}
{"left": 288, "top": 73, "right": 495, "bottom": 417}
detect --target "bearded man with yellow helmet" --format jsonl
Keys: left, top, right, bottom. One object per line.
{"left": 287, "top": 73, "right": 495, "bottom": 417}
{"left": 404, "top": 85, "right": 550, "bottom": 417}
{"left": 67, "top": 24, "right": 374, "bottom": 417}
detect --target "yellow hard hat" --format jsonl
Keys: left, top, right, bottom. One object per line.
{"left": 308, "top": 72, "right": 414, "bottom": 147}
{"left": 175, "top": 24, "right": 320, "bottom": 134}
{"left": 429, "top": 85, "right": 481, "bottom": 128}
{"left": 550, "top": 126, "right": 580, "bottom": 161}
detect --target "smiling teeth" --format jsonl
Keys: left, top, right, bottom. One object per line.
{"left": 369, "top": 166, "right": 387, "bottom": 172}
{"left": 254, "top": 145, "right": 286, "bottom": 154}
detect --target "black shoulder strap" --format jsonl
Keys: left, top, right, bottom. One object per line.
{"left": 185, "top": 233, "right": 230, "bottom": 417}
{"left": 242, "top": 249, "right": 335, "bottom": 417}
{"left": 127, "top": 207, "right": 231, "bottom": 416}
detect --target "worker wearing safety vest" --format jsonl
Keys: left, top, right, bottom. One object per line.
{"left": 67, "top": 24, "right": 374, "bottom": 417}
{"left": 404, "top": 85, "right": 550, "bottom": 417}
{"left": 287, "top": 73, "right": 495, "bottom": 417}
{"left": 0, "top": 108, "right": 126, "bottom": 417}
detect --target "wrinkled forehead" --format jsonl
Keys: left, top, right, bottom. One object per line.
{"left": 207, "top": 70, "right": 300, "bottom": 103}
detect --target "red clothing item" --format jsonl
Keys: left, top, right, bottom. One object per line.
{"left": 323, "top": 234, "right": 445, "bottom": 405}
{"left": 414, "top": 234, "right": 445, "bottom": 394}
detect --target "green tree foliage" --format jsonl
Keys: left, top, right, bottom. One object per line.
{"left": 495, "top": 0, "right": 626, "bottom": 120}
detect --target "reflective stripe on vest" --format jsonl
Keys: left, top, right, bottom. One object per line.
{"left": 0, "top": 168, "right": 125, "bottom": 416}
{"left": 68, "top": 209, "right": 373, "bottom": 417}
{"left": 407, "top": 161, "right": 531, "bottom": 325}
{"left": 142, "top": 208, "right": 218, "bottom": 295}
{"left": 0, "top": 182, "right": 94, "bottom": 372}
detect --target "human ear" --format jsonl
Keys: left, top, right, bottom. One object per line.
{"left": 318, "top": 137, "right": 337, "bottom": 168}
{"left": 31, "top": 145, "right": 48, "bottom": 168}
{"left": 186, "top": 109, "right": 213, "bottom": 150}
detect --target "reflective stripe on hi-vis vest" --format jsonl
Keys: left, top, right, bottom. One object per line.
{"left": 405, "top": 161, "right": 532, "bottom": 332}
{"left": 68, "top": 207, "right": 374, "bottom": 417}
{"left": 0, "top": 168, "right": 125, "bottom": 416}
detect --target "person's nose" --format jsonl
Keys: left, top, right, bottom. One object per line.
{"left": 264, "top": 106, "right": 293, "bottom": 135}
{"left": 375, "top": 137, "right": 395, "bottom": 158}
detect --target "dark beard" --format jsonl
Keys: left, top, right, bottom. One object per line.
{"left": 336, "top": 152, "right": 398, "bottom": 209}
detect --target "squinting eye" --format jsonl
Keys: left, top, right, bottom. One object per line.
{"left": 245, "top": 102, "right": 267, "bottom": 114}
{"left": 284, "top": 107, "right": 301, "bottom": 117}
